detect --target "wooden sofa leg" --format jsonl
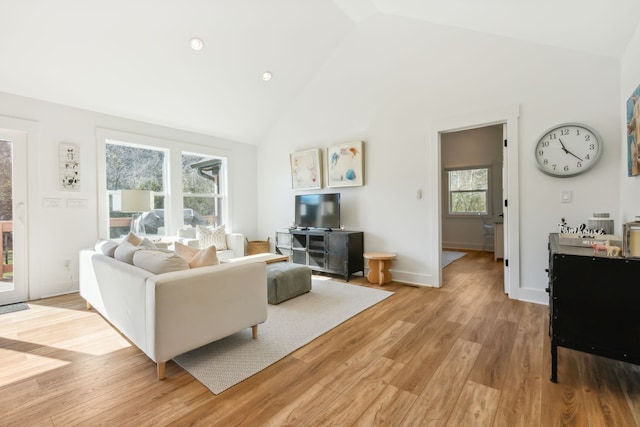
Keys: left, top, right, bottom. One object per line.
{"left": 252, "top": 325, "right": 258, "bottom": 339}
{"left": 157, "top": 362, "right": 166, "bottom": 380}
{"left": 86, "top": 301, "right": 92, "bottom": 310}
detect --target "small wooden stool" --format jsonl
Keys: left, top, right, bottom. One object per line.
{"left": 363, "top": 252, "right": 396, "bottom": 285}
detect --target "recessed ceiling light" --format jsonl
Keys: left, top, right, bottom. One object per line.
{"left": 190, "top": 37, "right": 204, "bottom": 51}
{"left": 262, "top": 71, "right": 272, "bottom": 81}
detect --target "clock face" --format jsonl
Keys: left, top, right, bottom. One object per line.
{"left": 534, "top": 123, "right": 603, "bottom": 177}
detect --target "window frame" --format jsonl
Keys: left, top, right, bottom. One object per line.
{"left": 181, "top": 152, "right": 226, "bottom": 228}
{"left": 446, "top": 166, "right": 492, "bottom": 217}
{"left": 96, "top": 128, "right": 230, "bottom": 239}
{"left": 105, "top": 141, "right": 169, "bottom": 238}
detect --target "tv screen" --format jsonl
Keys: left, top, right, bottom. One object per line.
{"left": 295, "top": 193, "right": 340, "bottom": 229}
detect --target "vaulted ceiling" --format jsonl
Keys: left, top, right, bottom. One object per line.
{"left": 1, "top": 0, "right": 638, "bottom": 144}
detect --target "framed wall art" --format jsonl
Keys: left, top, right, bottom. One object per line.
{"left": 59, "top": 142, "right": 80, "bottom": 191}
{"left": 290, "top": 148, "right": 322, "bottom": 190}
{"left": 626, "top": 83, "right": 640, "bottom": 177}
{"left": 327, "top": 140, "right": 364, "bottom": 187}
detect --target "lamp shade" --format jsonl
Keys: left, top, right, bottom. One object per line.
{"left": 120, "top": 190, "right": 153, "bottom": 212}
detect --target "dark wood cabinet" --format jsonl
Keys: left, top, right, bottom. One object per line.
{"left": 290, "top": 230, "right": 364, "bottom": 281}
{"left": 547, "top": 233, "right": 640, "bottom": 382}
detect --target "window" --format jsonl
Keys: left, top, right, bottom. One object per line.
{"left": 106, "top": 142, "right": 167, "bottom": 238}
{"left": 182, "top": 153, "right": 226, "bottom": 227}
{"left": 448, "top": 167, "right": 490, "bottom": 215}
{"left": 97, "top": 128, "right": 230, "bottom": 240}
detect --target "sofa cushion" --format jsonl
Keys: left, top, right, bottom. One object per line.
{"left": 114, "top": 241, "right": 140, "bottom": 264}
{"left": 175, "top": 241, "right": 219, "bottom": 268}
{"left": 197, "top": 224, "right": 227, "bottom": 250}
{"left": 133, "top": 250, "right": 190, "bottom": 274}
{"left": 95, "top": 239, "right": 119, "bottom": 257}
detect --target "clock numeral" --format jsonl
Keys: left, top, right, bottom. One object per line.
{"left": 540, "top": 141, "right": 549, "bottom": 148}
{"left": 538, "top": 150, "right": 545, "bottom": 156}
{"left": 585, "top": 154, "right": 591, "bottom": 160}
{"left": 552, "top": 164, "right": 557, "bottom": 170}
{"left": 543, "top": 159, "right": 548, "bottom": 165}
{"left": 576, "top": 129, "right": 581, "bottom": 135}
{"left": 585, "top": 135, "right": 591, "bottom": 141}
{"left": 549, "top": 133, "right": 557, "bottom": 140}
{"left": 564, "top": 165, "right": 570, "bottom": 172}
{"left": 561, "top": 129, "right": 570, "bottom": 136}
{"left": 577, "top": 162, "right": 582, "bottom": 168}
{"left": 589, "top": 143, "right": 595, "bottom": 150}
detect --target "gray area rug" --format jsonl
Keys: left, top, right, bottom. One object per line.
{"left": 442, "top": 251, "right": 467, "bottom": 267}
{"left": 173, "top": 278, "right": 394, "bottom": 394}
{"left": 0, "top": 302, "right": 29, "bottom": 315}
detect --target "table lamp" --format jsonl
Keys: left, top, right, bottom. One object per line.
{"left": 120, "top": 189, "right": 153, "bottom": 236}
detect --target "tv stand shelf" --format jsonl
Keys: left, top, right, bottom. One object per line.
{"left": 288, "top": 229, "right": 364, "bottom": 281}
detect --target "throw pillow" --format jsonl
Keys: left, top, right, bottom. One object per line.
{"left": 95, "top": 239, "right": 119, "bottom": 257}
{"left": 124, "top": 232, "right": 143, "bottom": 246}
{"left": 197, "top": 224, "right": 227, "bottom": 250}
{"left": 175, "top": 241, "right": 219, "bottom": 268}
{"left": 114, "top": 241, "right": 140, "bottom": 264}
{"left": 132, "top": 250, "right": 190, "bottom": 274}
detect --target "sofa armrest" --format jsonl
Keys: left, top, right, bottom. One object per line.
{"left": 226, "top": 233, "right": 245, "bottom": 257}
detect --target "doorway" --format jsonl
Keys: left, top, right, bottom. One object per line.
{"left": 0, "top": 130, "right": 28, "bottom": 305}
{"left": 429, "top": 105, "right": 520, "bottom": 296}
{"left": 440, "top": 125, "right": 504, "bottom": 255}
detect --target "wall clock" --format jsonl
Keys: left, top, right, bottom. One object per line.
{"left": 534, "top": 123, "right": 603, "bottom": 177}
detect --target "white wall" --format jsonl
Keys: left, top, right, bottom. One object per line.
{"left": 257, "top": 14, "right": 622, "bottom": 302}
{"left": 0, "top": 92, "right": 258, "bottom": 299}
{"left": 620, "top": 24, "right": 640, "bottom": 223}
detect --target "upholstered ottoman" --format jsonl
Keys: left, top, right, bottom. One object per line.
{"left": 266, "top": 263, "right": 312, "bottom": 304}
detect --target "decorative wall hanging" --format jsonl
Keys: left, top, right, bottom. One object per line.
{"left": 290, "top": 148, "right": 322, "bottom": 190}
{"left": 59, "top": 142, "right": 80, "bottom": 191}
{"left": 626, "top": 83, "right": 640, "bottom": 176}
{"left": 327, "top": 140, "right": 364, "bottom": 187}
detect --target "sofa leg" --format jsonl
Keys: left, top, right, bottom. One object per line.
{"left": 157, "top": 362, "right": 166, "bottom": 380}
{"left": 86, "top": 301, "right": 92, "bottom": 310}
{"left": 252, "top": 325, "right": 258, "bottom": 339}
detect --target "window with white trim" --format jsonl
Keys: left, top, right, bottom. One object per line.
{"left": 182, "top": 152, "right": 225, "bottom": 227}
{"left": 106, "top": 142, "right": 167, "bottom": 238}
{"left": 448, "top": 167, "right": 490, "bottom": 215}
{"left": 98, "top": 130, "right": 229, "bottom": 240}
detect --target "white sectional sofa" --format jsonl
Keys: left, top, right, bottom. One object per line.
{"left": 79, "top": 246, "right": 267, "bottom": 379}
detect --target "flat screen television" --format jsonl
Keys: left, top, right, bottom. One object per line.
{"left": 295, "top": 193, "right": 340, "bottom": 230}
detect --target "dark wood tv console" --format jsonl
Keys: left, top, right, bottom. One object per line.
{"left": 547, "top": 233, "right": 640, "bottom": 383}
{"left": 288, "top": 229, "right": 364, "bottom": 281}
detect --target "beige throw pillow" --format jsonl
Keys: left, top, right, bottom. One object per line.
{"left": 124, "top": 232, "right": 143, "bottom": 246}
{"left": 197, "top": 224, "right": 227, "bottom": 250}
{"left": 175, "top": 241, "right": 219, "bottom": 268}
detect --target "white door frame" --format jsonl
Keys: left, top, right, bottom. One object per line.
{"left": 429, "top": 105, "right": 520, "bottom": 296}
{"left": 0, "top": 116, "right": 38, "bottom": 304}
{"left": 0, "top": 129, "right": 27, "bottom": 303}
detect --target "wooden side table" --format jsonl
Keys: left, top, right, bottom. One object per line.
{"left": 363, "top": 252, "right": 396, "bottom": 285}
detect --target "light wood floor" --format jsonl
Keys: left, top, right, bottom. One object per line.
{"left": 1, "top": 251, "right": 639, "bottom": 426}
